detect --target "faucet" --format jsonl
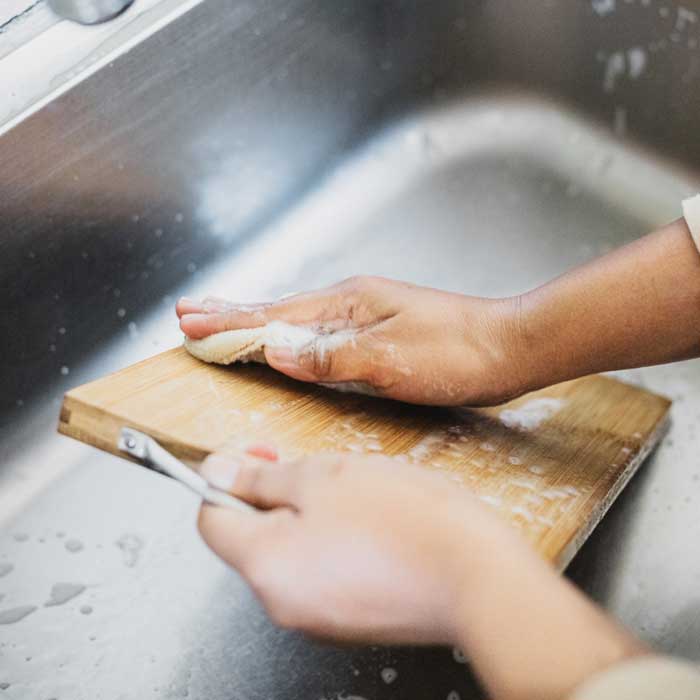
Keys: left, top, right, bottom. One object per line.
{"left": 47, "top": 0, "right": 135, "bottom": 24}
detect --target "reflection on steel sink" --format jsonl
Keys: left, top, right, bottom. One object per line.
{"left": 1, "top": 1, "right": 700, "bottom": 698}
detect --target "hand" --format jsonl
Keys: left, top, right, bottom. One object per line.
{"left": 177, "top": 276, "right": 524, "bottom": 406}
{"left": 197, "top": 447, "right": 509, "bottom": 645}
{"left": 198, "top": 448, "right": 645, "bottom": 699}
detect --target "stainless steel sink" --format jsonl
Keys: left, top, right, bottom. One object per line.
{"left": 2, "top": 1, "right": 700, "bottom": 697}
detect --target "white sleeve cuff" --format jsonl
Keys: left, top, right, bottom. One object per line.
{"left": 682, "top": 194, "right": 700, "bottom": 253}
{"left": 570, "top": 656, "right": 700, "bottom": 700}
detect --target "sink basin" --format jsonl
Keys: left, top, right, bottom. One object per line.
{"left": 2, "top": 1, "right": 700, "bottom": 697}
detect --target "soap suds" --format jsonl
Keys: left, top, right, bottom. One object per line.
{"left": 510, "top": 477, "right": 538, "bottom": 491}
{"left": 407, "top": 433, "right": 446, "bottom": 462}
{"left": 499, "top": 398, "right": 566, "bottom": 432}
{"left": 541, "top": 488, "right": 570, "bottom": 500}
{"left": 184, "top": 320, "right": 356, "bottom": 367}
{"left": 479, "top": 494, "right": 502, "bottom": 508}
{"left": 511, "top": 505, "right": 535, "bottom": 522}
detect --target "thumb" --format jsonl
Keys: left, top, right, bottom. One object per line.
{"left": 264, "top": 331, "right": 380, "bottom": 386}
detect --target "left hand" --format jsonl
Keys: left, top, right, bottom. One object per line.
{"left": 198, "top": 448, "right": 645, "bottom": 700}
{"left": 197, "top": 447, "right": 508, "bottom": 645}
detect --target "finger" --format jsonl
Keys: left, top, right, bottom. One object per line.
{"left": 179, "top": 286, "right": 348, "bottom": 339}
{"left": 199, "top": 452, "right": 302, "bottom": 510}
{"left": 246, "top": 444, "right": 278, "bottom": 461}
{"left": 176, "top": 296, "right": 239, "bottom": 318}
{"left": 265, "top": 331, "right": 385, "bottom": 387}
{"left": 176, "top": 297, "right": 204, "bottom": 317}
{"left": 198, "top": 503, "right": 289, "bottom": 572}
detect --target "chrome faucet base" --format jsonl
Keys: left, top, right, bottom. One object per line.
{"left": 47, "top": 0, "right": 135, "bottom": 24}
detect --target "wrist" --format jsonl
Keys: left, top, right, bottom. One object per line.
{"left": 468, "top": 295, "right": 538, "bottom": 405}
{"left": 446, "top": 504, "right": 647, "bottom": 699}
{"left": 500, "top": 288, "right": 575, "bottom": 397}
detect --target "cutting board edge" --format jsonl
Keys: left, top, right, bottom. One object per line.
{"left": 555, "top": 408, "right": 672, "bottom": 570}
{"left": 58, "top": 392, "right": 209, "bottom": 465}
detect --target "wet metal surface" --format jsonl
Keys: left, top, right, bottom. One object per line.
{"left": 2, "top": 1, "right": 700, "bottom": 697}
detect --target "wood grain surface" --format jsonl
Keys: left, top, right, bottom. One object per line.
{"left": 59, "top": 346, "right": 671, "bottom": 569}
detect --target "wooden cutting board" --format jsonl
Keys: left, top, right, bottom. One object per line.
{"left": 59, "top": 346, "right": 670, "bottom": 569}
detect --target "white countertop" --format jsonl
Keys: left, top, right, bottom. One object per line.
{"left": 0, "top": 0, "right": 198, "bottom": 135}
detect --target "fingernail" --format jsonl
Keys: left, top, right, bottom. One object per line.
{"left": 246, "top": 444, "right": 278, "bottom": 461}
{"left": 200, "top": 453, "right": 240, "bottom": 491}
{"left": 181, "top": 312, "right": 210, "bottom": 323}
{"left": 202, "top": 300, "right": 231, "bottom": 313}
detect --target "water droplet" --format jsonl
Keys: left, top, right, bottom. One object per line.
{"left": 117, "top": 308, "right": 126, "bottom": 318}
{"left": 0, "top": 606, "right": 37, "bottom": 625}
{"left": 128, "top": 322, "right": 139, "bottom": 339}
{"left": 60, "top": 366, "right": 70, "bottom": 376}
{"left": 154, "top": 228, "right": 163, "bottom": 238}
{"left": 452, "top": 646, "right": 466, "bottom": 663}
{"left": 44, "top": 582, "right": 86, "bottom": 607}
{"left": 0, "top": 682, "right": 10, "bottom": 690}
{"left": 65, "top": 539, "right": 83, "bottom": 553}
{"left": 447, "top": 692, "right": 461, "bottom": 700}
{"left": 186, "top": 262, "right": 197, "bottom": 273}
{"left": 13, "top": 533, "right": 29, "bottom": 542}
{"left": 49, "top": 343, "right": 56, "bottom": 352}
{"left": 58, "top": 326, "right": 66, "bottom": 335}
{"left": 80, "top": 605, "right": 93, "bottom": 615}
{"left": 115, "top": 533, "right": 144, "bottom": 567}
{"left": 380, "top": 667, "right": 397, "bottom": 684}
{"left": 0, "top": 563, "right": 13, "bottom": 577}
{"left": 174, "top": 213, "right": 184, "bottom": 223}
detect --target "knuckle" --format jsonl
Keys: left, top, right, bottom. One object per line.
{"left": 266, "top": 601, "right": 302, "bottom": 631}
{"left": 233, "top": 462, "right": 261, "bottom": 497}
{"left": 341, "top": 275, "right": 384, "bottom": 295}
{"left": 365, "top": 361, "right": 397, "bottom": 393}
{"left": 303, "top": 337, "right": 334, "bottom": 379}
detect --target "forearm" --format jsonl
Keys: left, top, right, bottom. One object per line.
{"left": 451, "top": 524, "right": 647, "bottom": 700}
{"left": 514, "top": 219, "right": 700, "bottom": 393}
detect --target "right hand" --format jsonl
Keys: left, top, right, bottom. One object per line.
{"left": 177, "top": 276, "right": 525, "bottom": 406}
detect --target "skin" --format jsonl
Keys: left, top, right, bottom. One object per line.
{"left": 176, "top": 218, "right": 700, "bottom": 699}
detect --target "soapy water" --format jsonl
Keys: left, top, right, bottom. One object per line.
{"left": 115, "top": 533, "right": 144, "bottom": 567}
{"left": 380, "top": 667, "right": 398, "bottom": 684}
{"left": 64, "top": 539, "right": 84, "bottom": 553}
{"left": 44, "top": 582, "right": 86, "bottom": 607}
{"left": 0, "top": 605, "right": 37, "bottom": 625}
{"left": 499, "top": 398, "right": 566, "bottom": 432}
